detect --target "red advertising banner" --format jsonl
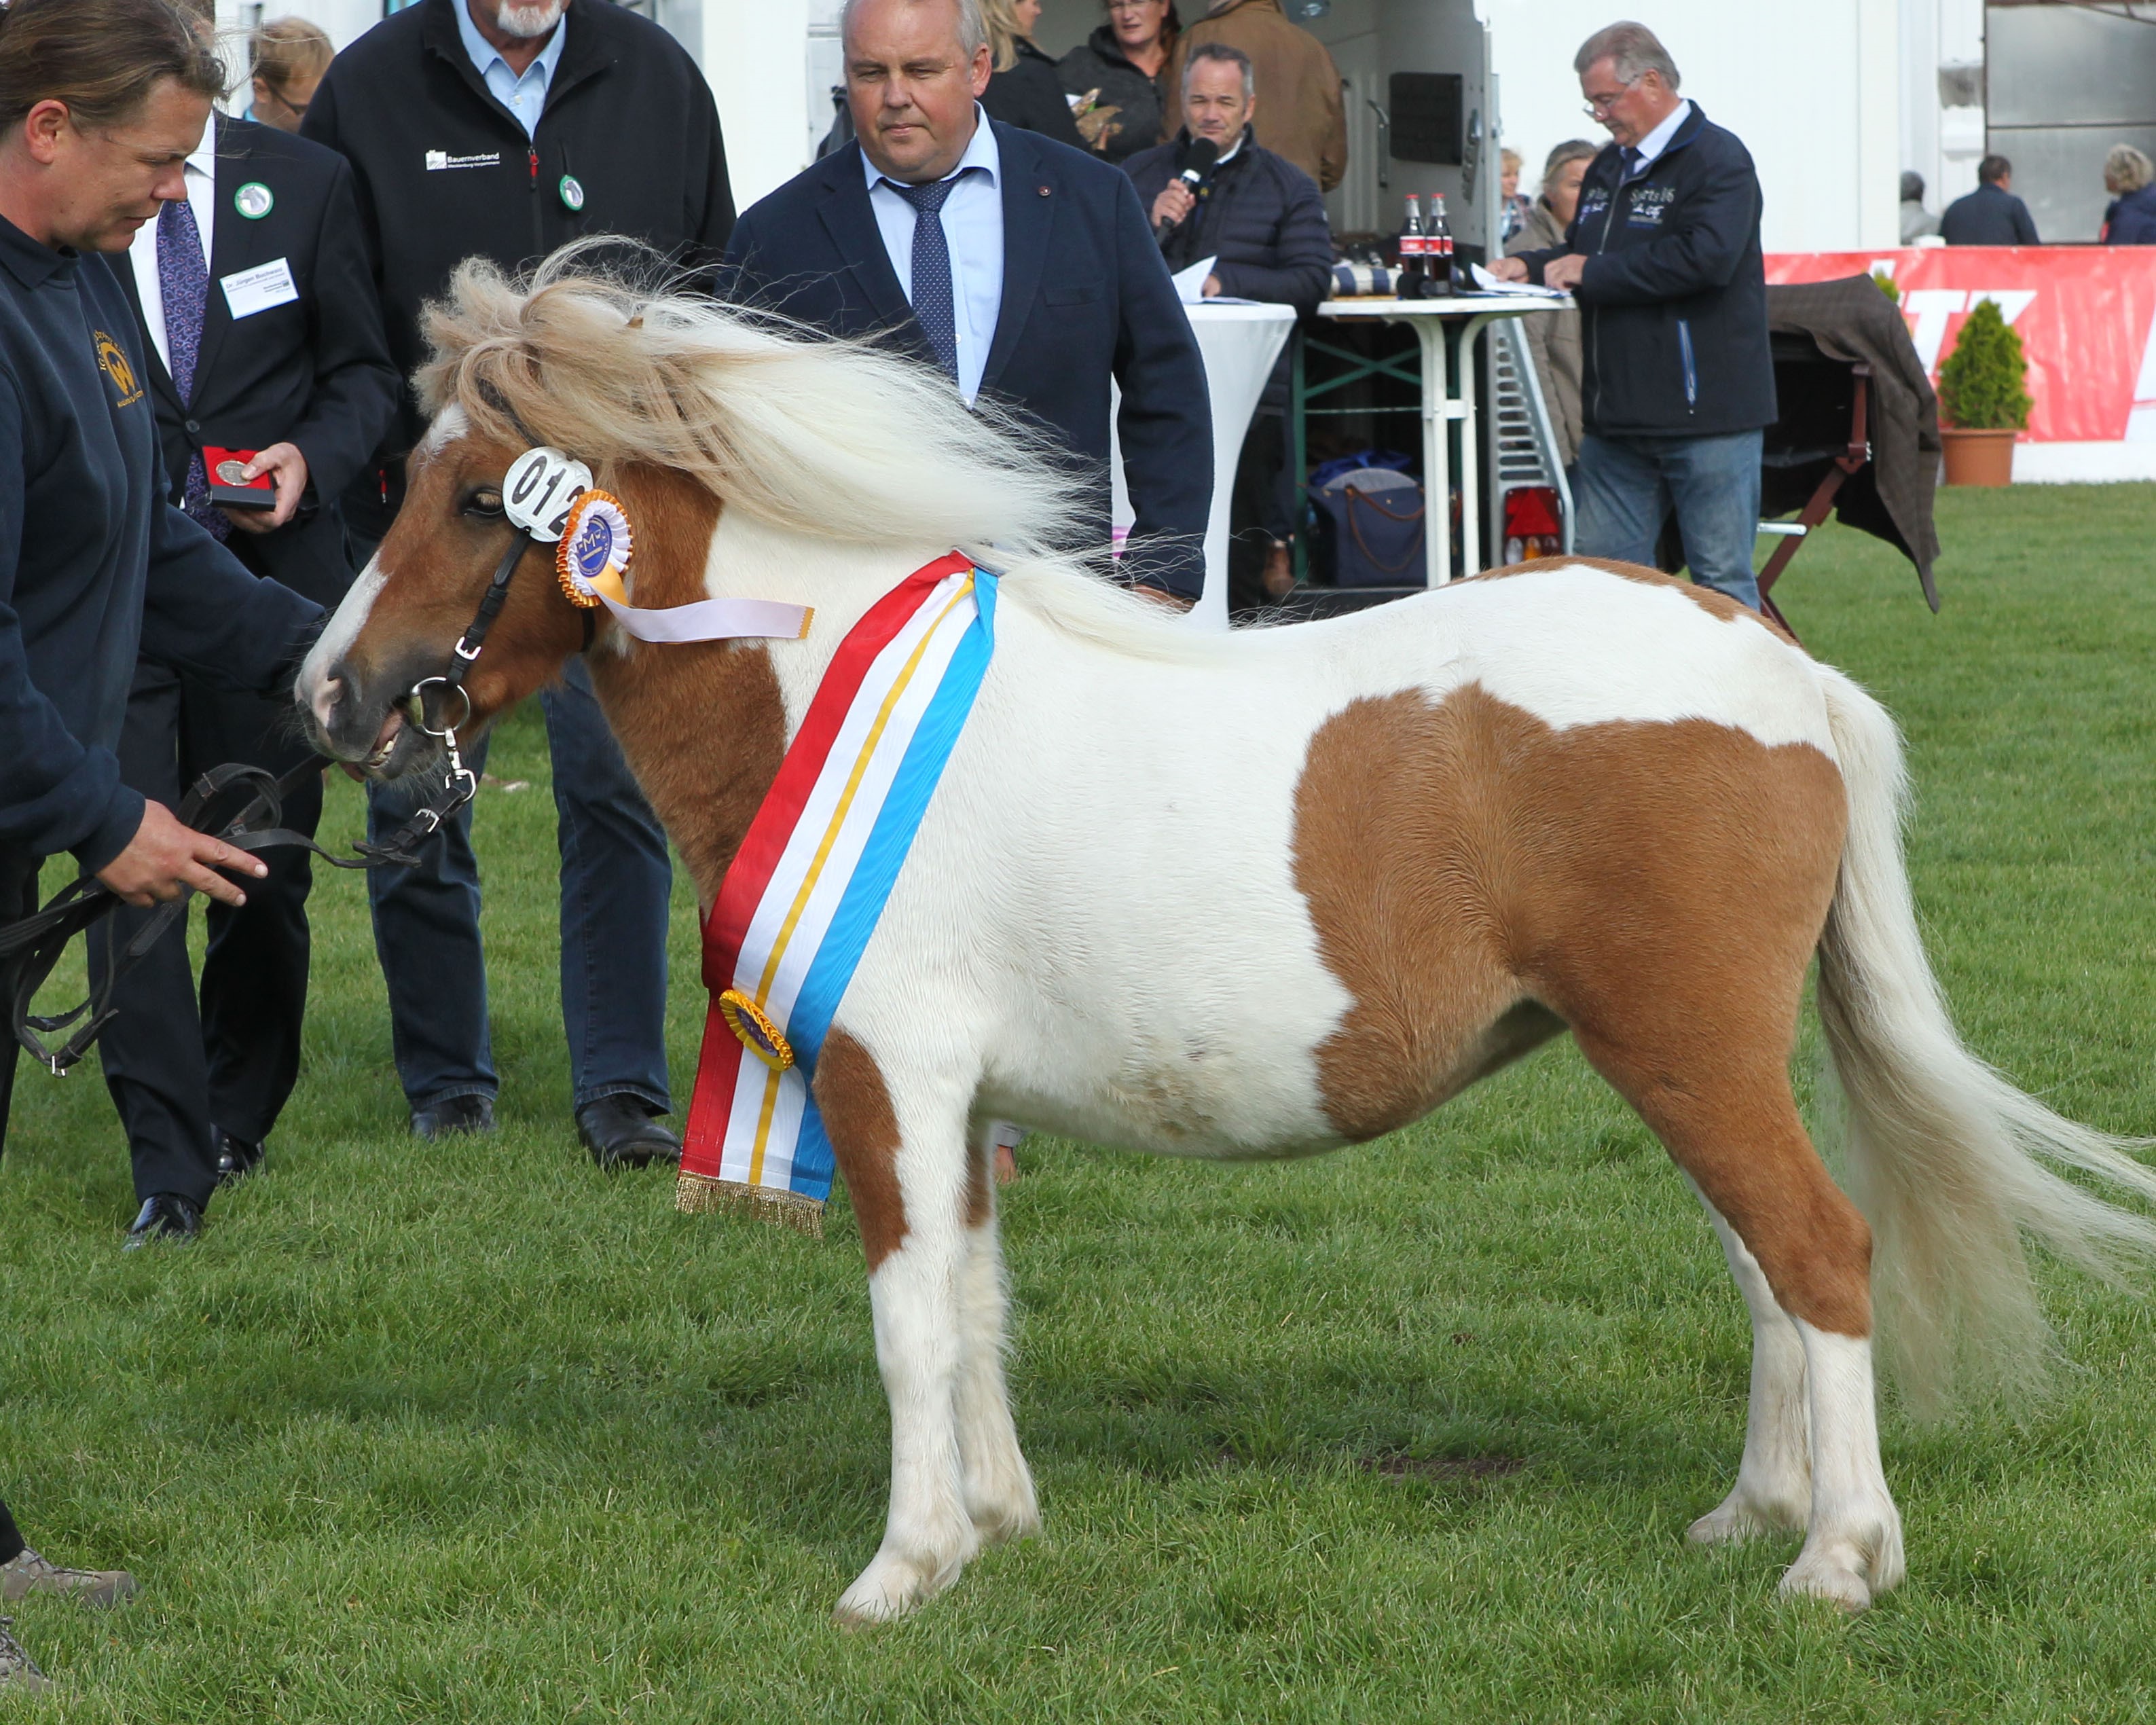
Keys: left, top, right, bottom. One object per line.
{"left": 1766, "top": 248, "right": 2156, "bottom": 446}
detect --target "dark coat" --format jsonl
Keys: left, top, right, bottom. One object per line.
{"left": 983, "top": 37, "right": 1086, "bottom": 152}
{"left": 300, "top": 0, "right": 735, "bottom": 465}
{"left": 722, "top": 122, "right": 1213, "bottom": 600}
{"left": 1125, "top": 129, "right": 1332, "bottom": 407}
{"left": 115, "top": 115, "right": 398, "bottom": 606}
{"left": 1939, "top": 181, "right": 2039, "bottom": 246}
{"left": 1513, "top": 103, "right": 1776, "bottom": 440}
{"left": 1059, "top": 26, "right": 1172, "bottom": 164}
{"left": 0, "top": 219, "right": 320, "bottom": 871}
{"left": 2104, "top": 183, "right": 2156, "bottom": 245}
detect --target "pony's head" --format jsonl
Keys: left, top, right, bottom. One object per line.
{"left": 299, "top": 244, "right": 1091, "bottom": 776}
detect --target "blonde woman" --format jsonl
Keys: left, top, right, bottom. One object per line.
{"left": 980, "top": 0, "right": 1085, "bottom": 149}
{"left": 2101, "top": 143, "right": 2156, "bottom": 244}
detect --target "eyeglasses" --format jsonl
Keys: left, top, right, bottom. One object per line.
{"left": 1581, "top": 75, "right": 1642, "bottom": 117}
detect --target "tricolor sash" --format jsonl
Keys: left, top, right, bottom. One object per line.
{"left": 677, "top": 553, "right": 996, "bottom": 1232}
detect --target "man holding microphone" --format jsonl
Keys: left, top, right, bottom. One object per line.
{"left": 0, "top": 0, "right": 330, "bottom": 1685}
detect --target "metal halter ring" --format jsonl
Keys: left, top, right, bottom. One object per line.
{"left": 407, "top": 676, "right": 473, "bottom": 739}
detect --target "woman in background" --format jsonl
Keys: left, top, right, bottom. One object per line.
{"left": 2100, "top": 144, "right": 2156, "bottom": 244}
{"left": 1060, "top": 0, "right": 1180, "bottom": 163}
{"left": 246, "top": 17, "right": 332, "bottom": 133}
{"left": 1505, "top": 139, "right": 1597, "bottom": 476}
{"left": 1498, "top": 146, "right": 1530, "bottom": 244}
{"left": 981, "top": 0, "right": 1086, "bottom": 150}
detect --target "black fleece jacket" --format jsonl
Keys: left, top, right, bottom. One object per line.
{"left": 302, "top": 0, "right": 735, "bottom": 461}
{"left": 1513, "top": 103, "right": 1776, "bottom": 439}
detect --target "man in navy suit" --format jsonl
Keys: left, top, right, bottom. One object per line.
{"left": 724, "top": 0, "right": 1212, "bottom": 602}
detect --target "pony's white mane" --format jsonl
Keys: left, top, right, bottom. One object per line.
{"left": 416, "top": 246, "right": 1242, "bottom": 665}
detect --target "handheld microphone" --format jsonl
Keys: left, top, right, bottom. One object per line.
{"left": 1154, "top": 137, "right": 1221, "bottom": 241}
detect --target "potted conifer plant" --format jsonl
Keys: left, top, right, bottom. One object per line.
{"left": 1937, "top": 297, "right": 2030, "bottom": 486}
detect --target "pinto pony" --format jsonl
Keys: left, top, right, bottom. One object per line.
{"left": 299, "top": 257, "right": 2156, "bottom": 1622}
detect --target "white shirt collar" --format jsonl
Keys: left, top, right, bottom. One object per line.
{"left": 1629, "top": 98, "right": 1692, "bottom": 166}
{"left": 185, "top": 111, "right": 216, "bottom": 179}
{"left": 453, "top": 0, "right": 568, "bottom": 88}
{"left": 862, "top": 105, "right": 1001, "bottom": 194}
{"left": 1211, "top": 128, "right": 1246, "bottom": 166}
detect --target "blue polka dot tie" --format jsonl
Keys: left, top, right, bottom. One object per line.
{"left": 896, "top": 175, "right": 960, "bottom": 383}
{"left": 156, "top": 197, "right": 229, "bottom": 542}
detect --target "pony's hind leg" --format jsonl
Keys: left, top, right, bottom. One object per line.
{"left": 1683, "top": 1178, "right": 1812, "bottom": 1544}
{"left": 954, "top": 1118, "right": 1038, "bottom": 1545}
{"left": 1577, "top": 1029, "right": 1904, "bottom": 1611}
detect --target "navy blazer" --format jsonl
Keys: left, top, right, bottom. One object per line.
{"left": 115, "top": 114, "right": 397, "bottom": 605}
{"left": 723, "top": 122, "right": 1213, "bottom": 598}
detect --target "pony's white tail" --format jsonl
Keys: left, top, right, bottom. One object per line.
{"left": 1814, "top": 667, "right": 2156, "bottom": 1414}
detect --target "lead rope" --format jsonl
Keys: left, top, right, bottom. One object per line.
{"left": 0, "top": 526, "right": 538, "bottom": 1075}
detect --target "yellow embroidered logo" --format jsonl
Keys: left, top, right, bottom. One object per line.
{"left": 94, "top": 330, "right": 143, "bottom": 407}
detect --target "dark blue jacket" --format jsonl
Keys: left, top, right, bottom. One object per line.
{"left": 1514, "top": 103, "right": 1776, "bottom": 439}
{"left": 722, "top": 122, "right": 1213, "bottom": 598}
{"left": 2105, "top": 184, "right": 2156, "bottom": 246}
{"left": 1940, "top": 181, "right": 2040, "bottom": 246}
{"left": 1125, "top": 129, "right": 1333, "bottom": 409}
{"left": 0, "top": 218, "right": 321, "bottom": 872}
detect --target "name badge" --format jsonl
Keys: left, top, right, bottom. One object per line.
{"left": 220, "top": 257, "right": 299, "bottom": 320}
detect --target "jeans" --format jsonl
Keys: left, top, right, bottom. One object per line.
{"left": 366, "top": 655, "right": 673, "bottom": 1116}
{"left": 1573, "top": 428, "right": 1764, "bottom": 612}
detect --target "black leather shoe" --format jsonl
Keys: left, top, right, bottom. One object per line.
{"left": 213, "top": 1130, "right": 265, "bottom": 1186}
{"left": 577, "top": 1096, "right": 681, "bottom": 1171}
{"left": 410, "top": 1094, "right": 496, "bottom": 1140}
{"left": 124, "top": 1193, "right": 202, "bottom": 1249}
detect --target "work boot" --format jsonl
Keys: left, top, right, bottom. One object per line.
{"left": 1, "top": 1546, "right": 139, "bottom": 1608}
{"left": 0, "top": 1618, "right": 48, "bottom": 1692}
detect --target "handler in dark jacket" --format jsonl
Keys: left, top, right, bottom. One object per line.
{"left": 1127, "top": 41, "right": 1329, "bottom": 609}
{"left": 1496, "top": 21, "right": 1774, "bottom": 612}
{"left": 1940, "top": 156, "right": 2040, "bottom": 246}
{"left": 101, "top": 8, "right": 397, "bottom": 1218}
{"left": 302, "top": 0, "right": 735, "bottom": 1167}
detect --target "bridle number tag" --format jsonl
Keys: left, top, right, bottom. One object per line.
{"left": 503, "top": 446, "right": 593, "bottom": 543}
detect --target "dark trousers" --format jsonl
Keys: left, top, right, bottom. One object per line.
{"left": 1226, "top": 409, "right": 1294, "bottom": 616}
{"left": 363, "top": 655, "right": 674, "bottom": 1116}
{"left": 0, "top": 852, "right": 35, "bottom": 1156}
{"left": 86, "top": 662, "right": 324, "bottom": 1208}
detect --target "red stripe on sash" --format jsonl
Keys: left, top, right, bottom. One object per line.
{"left": 680, "top": 553, "right": 972, "bottom": 1184}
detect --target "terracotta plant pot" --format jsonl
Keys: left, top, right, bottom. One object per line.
{"left": 1940, "top": 426, "right": 2019, "bottom": 487}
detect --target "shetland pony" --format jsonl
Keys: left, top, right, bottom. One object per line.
{"left": 298, "top": 256, "right": 2156, "bottom": 1622}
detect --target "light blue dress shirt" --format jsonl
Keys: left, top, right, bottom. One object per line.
{"left": 863, "top": 111, "right": 1005, "bottom": 405}
{"left": 453, "top": 0, "right": 569, "bottom": 140}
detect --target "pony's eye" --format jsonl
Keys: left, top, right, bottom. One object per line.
{"left": 462, "top": 488, "right": 505, "bottom": 520}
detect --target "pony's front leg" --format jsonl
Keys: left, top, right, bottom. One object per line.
{"left": 818, "top": 1034, "right": 979, "bottom": 1624}
{"left": 955, "top": 1117, "right": 1037, "bottom": 1545}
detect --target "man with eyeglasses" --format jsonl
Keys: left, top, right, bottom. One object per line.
{"left": 1491, "top": 20, "right": 1774, "bottom": 612}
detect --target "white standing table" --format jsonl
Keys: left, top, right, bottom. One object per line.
{"left": 1110, "top": 299, "right": 1299, "bottom": 630}
{"left": 1314, "top": 293, "right": 1571, "bottom": 587}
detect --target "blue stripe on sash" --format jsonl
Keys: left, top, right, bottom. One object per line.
{"left": 782, "top": 573, "right": 999, "bottom": 1199}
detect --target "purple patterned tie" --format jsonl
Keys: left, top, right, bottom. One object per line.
{"left": 156, "top": 196, "right": 228, "bottom": 541}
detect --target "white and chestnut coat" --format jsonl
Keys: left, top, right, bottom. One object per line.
{"left": 299, "top": 259, "right": 2156, "bottom": 1626}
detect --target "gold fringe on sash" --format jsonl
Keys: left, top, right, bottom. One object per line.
{"left": 674, "top": 1169, "right": 826, "bottom": 1237}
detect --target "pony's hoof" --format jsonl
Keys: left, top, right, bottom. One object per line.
{"left": 970, "top": 1497, "right": 1040, "bottom": 1547}
{"left": 965, "top": 1466, "right": 1040, "bottom": 1546}
{"left": 1778, "top": 1552, "right": 1873, "bottom": 1614}
{"left": 1687, "top": 1491, "right": 1806, "bottom": 1547}
{"left": 833, "top": 1543, "right": 968, "bottom": 1625}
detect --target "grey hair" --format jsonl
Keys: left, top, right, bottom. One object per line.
{"left": 1573, "top": 20, "right": 1681, "bottom": 92}
{"left": 2105, "top": 143, "right": 2153, "bottom": 195}
{"left": 1184, "top": 39, "right": 1254, "bottom": 99}
{"left": 839, "top": 0, "right": 988, "bottom": 60}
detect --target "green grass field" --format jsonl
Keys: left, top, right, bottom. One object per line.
{"left": 5, "top": 485, "right": 2156, "bottom": 1721}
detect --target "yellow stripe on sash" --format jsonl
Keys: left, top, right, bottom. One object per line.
{"left": 742, "top": 575, "right": 976, "bottom": 1186}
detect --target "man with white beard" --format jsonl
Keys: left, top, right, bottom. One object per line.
{"left": 302, "top": 1, "right": 735, "bottom": 1169}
